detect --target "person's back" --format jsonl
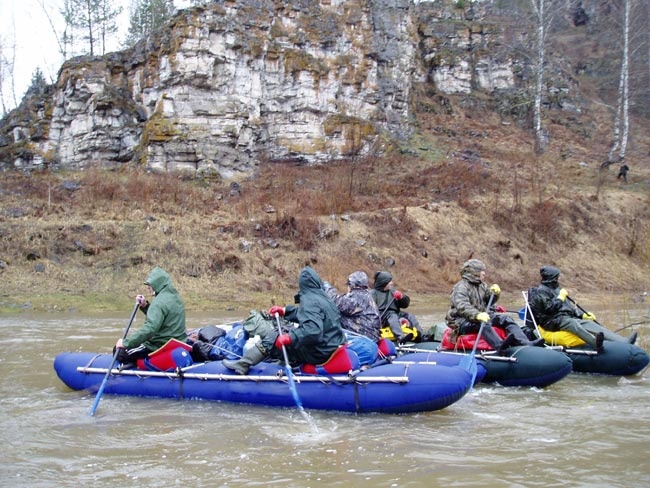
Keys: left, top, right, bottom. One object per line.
{"left": 285, "top": 266, "right": 346, "bottom": 364}
{"left": 223, "top": 266, "right": 346, "bottom": 375}
{"left": 324, "top": 271, "right": 381, "bottom": 342}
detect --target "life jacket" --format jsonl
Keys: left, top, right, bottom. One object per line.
{"left": 299, "top": 344, "right": 360, "bottom": 375}
{"left": 380, "top": 317, "right": 421, "bottom": 342}
{"left": 137, "top": 338, "right": 193, "bottom": 371}
{"left": 440, "top": 327, "right": 507, "bottom": 351}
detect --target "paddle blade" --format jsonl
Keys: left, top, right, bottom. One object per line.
{"left": 459, "top": 353, "right": 478, "bottom": 386}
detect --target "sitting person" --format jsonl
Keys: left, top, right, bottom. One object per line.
{"left": 223, "top": 266, "right": 346, "bottom": 375}
{"left": 445, "top": 259, "right": 542, "bottom": 353}
{"left": 115, "top": 266, "right": 188, "bottom": 365}
{"left": 370, "top": 271, "right": 423, "bottom": 343}
{"left": 323, "top": 271, "right": 382, "bottom": 343}
{"left": 528, "top": 266, "right": 637, "bottom": 353}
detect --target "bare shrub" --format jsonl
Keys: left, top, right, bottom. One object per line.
{"left": 526, "top": 200, "right": 567, "bottom": 245}
{"left": 257, "top": 213, "right": 321, "bottom": 251}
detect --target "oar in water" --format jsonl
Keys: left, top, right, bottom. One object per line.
{"left": 89, "top": 301, "right": 140, "bottom": 416}
{"left": 458, "top": 293, "right": 495, "bottom": 386}
{"left": 274, "top": 313, "right": 313, "bottom": 427}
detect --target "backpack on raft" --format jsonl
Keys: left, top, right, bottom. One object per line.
{"left": 137, "top": 339, "right": 193, "bottom": 371}
{"left": 346, "top": 334, "right": 379, "bottom": 366}
{"left": 211, "top": 323, "right": 247, "bottom": 360}
{"left": 190, "top": 325, "right": 227, "bottom": 361}
{"left": 191, "top": 323, "right": 248, "bottom": 361}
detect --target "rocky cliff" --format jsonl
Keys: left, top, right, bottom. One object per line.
{"left": 1, "top": 0, "right": 526, "bottom": 177}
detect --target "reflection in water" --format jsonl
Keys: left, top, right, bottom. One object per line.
{"left": 0, "top": 311, "right": 648, "bottom": 487}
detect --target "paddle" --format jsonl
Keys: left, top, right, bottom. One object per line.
{"left": 274, "top": 313, "right": 312, "bottom": 425}
{"left": 89, "top": 301, "right": 140, "bottom": 416}
{"left": 567, "top": 296, "right": 603, "bottom": 326}
{"left": 379, "top": 293, "right": 395, "bottom": 323}
{"left": 615, "top": 320, "right": 649, "bottom": 333}
{"left": 458, "top": 292, "right": 495, "bottom": 386}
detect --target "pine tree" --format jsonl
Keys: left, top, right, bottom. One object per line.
{"left": 124, "top": 0, "right": 176, "bottom": 48}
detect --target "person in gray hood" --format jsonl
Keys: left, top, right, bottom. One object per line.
{"left": 323, "top": 271, "right": 382, "bottom": 342}
{"left": 528, "top": 265, "right": 636, "bottom": 352}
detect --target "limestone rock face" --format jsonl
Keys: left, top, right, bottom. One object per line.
{"left": 1, "top": 0, "right": 519, "bottom": 176}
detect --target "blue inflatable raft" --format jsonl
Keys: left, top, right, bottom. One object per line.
{"left": 54, "top": 351, "right": 474, "bottom": 414}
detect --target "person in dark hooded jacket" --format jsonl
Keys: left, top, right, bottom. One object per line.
{"left": 370, "top": 271, "right": 423, "bottom": 343}
{"left": 223, "top": 266, "right": 346, "bottom": 375}
{"left": 528, "top": 266, "right": 636, "bottom": 352}
{"left": 115, "top": 266, "right": 188, "bottom": 364}
{"left": 445, "top": 259, "right": 542, "bottom": 353}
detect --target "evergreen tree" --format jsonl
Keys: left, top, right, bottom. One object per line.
{"left": 124, "top": 0, "right": 176, "bottom": 48}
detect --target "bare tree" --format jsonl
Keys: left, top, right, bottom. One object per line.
{"left": 0, "top": 29, "right": 17, "bottom": 114}
{"left": 529, "top": 0, "right": 562, "bottom": 155}
{"left": 35, "top": 0, "right": 68, "bottom": 59}
{"left": 605, "top": 0, "right": 631, "bottom": 165}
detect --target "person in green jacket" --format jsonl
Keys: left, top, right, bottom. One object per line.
{"left": 223, "top": 266, "right": 346, "bottom": 375}
{"left": 115, "top": 266, "right": 188, "bottom": 365}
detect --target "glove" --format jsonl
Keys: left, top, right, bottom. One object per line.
{"left": 476, "top": 312, "right": 490, "bottom": 323}
{"left": 495, "top": 305, "right": 506, "bottom": 313}
{"left": 557, "top": 288, "right": 569, "bottom": 301}
{"left": 392, "top": 290, "right": 403, "bottom": 300}
{"left": 268, "top": 306, "right": 285, "bottom": 317}
{"left": 489, "top": 284, "right": 501, "bottom": 295}
{"left": 136, "top": 294, "right": 146, "bottom": 307}
{"left": 582, "top": 311, "right": 597, "bottom": 321}
{"left": 274, "top": 333, "right": 292, "bottom": 348}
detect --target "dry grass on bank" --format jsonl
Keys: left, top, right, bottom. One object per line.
{"left": 1, "top": 100, "right": 649, "bottom": 314}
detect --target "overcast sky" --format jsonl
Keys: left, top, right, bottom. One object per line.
{"left": 0, "top": 0, "right": 192, "bottom": 113}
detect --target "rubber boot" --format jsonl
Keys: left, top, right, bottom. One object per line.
{"left": 595, "top": 332, "right": 605, "bottom": 354}
{"left": 223, "top": 345, "right": 267, "bottom": 375}
{"left": 481, "top": 325, "right": 506, "bottom": 351}
{"left": 505, "top": 324, "right": 545, "bottom": 347}
{"left": 497, "top": 333, "right": 519, "bottom": 354}
{"left": 628, "top": 332, "right": 638, "bottom": 345}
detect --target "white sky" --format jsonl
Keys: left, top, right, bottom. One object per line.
{"left": 0, "top": 0, "right": 192, "bottom": 112}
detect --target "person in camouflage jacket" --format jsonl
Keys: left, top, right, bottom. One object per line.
{"left": 324, "top": 271, "right": 382, "bottom": 342}
{"left": 445, "top": 259, "right": 541, "bottom": 352}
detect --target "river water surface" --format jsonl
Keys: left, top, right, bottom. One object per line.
{"left": 1, "top": 308, "right": 649, "bottom": 488}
